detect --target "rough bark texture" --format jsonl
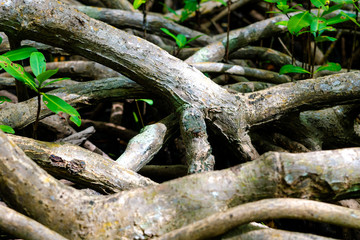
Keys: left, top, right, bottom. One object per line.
{"left": 1, "top": 0, "right": 360, "bottom": 239}
{"left": 1, "top": 130, "right": 360, "bottom": 239}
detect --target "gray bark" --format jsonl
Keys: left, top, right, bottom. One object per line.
{"left": 1, "top": 131, "right": 360, "bottom": 239}
{"left": 0, "top": 1, "right": 360, "bottom": 239}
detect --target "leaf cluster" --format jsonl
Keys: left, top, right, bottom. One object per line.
{"left": 160, "top": 28, "right": 202, "bottom": 49}
{"left": 0, "top": 36, "right": 81, "bottom": 134}
{"left": 267, "top": 0, "right": 358, "bottom": 76}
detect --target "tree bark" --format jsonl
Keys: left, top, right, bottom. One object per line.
{"left": 1, "top": 131, "right": 360, "bottom": 238}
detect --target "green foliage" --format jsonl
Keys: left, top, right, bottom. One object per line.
{"left": 42, "top": 94, "right": 81, "bottom": 126}
{"left": 287, "top": 11, "right": 312, "bottom": 35}
{"left": 163, "top": 0, "right": 226, "bottom": 22}
{"left": 160, "top": 28, "right": 202, "bottom": 49}
{"left": 279, "top": 65, "right": 311, "bottom": 74}
{"left": 0, "top": 42, "right": 81, "bottom": 127}
{"left": 0, "top": 96, "right": 11, "bottom": 104}
{"left": 315, "top": 62, "right": 341, "bottom": 72}
{"left": 137, "top": 99, "right": 154, "bottom": 105}
{"left": 0, "top": 125, "right": 15, "bottom": 134}
{"left": 1, "top": 46, "right": 37, "bottom": 63}
{"left": 270, "top": 0, "right": 358, "bottom": 76}
{"left": 133, "top": 0, "right": 146, "bottom": 9}
{"left": 279, "top": 62, "right": 341, "bottom": 75}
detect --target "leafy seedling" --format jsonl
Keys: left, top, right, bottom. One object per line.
{"left": 269, "top": 0, "right": 354, "bottom": 77}
{"left": 160, "top": 28, "right": 202, "bottom": 55}
{"left": 0, "top": 51, "right": 81, "bottom": 138}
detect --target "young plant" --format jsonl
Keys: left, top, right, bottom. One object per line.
{"left": 133, "top": 99, "right": 154, "bottom": 128}
{"left": 0, "top": 96, "right": 15, "bottom": 134}
{"left": 163, "top": 0, "right": 226, "bottom": 22}
{"left": 0, "top": 51, "right": 81, "bottom": 138}
{"left": 0, "top": 36, "right": 38, "bottom": 134}
{"left": 133, "top": 0, "right": 148, "bottom": 38}
{"left": 267, "top": 0, "right": 356, "bottom": 78}
{"left": 160, "top": 28, "right": 202, "bottom": 55}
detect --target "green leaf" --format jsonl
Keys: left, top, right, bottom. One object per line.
{"left": 70, "top": 116, "right": 81, "bottom": 127}
{"left": 42, "top": 77, "right": 70, "bottom": 88}
{"left": 37, "top": 69, "right": 59, "bottom": 86}
{"left": 315, "top": 35, "right": 337, "bottom": 42}
{"left": 186, "top": 34, "right": 202, "bottom": 45}
{"left": 331, "top": 0, "right": 353, "bottom": 4}
{"left": 275, "top": 20, "right": 288, "bottom": 26}
{"left": 160, "top": 28, "right": 178, "bottom": 42}
{"left": 0, "top": 96, "right": 11, "bottom": 104}
{"left": 0, "top": 36, "right": 2, "bottom": 45}
{"left": 176, "top": 34, "right": 187, "bottom": 48}
{"left": 310, "top": 0, "right": 328, "bottom": 8}
{"left": 42, "top": 93, "right": 80, "bottom": 119}
{"left": 322, "top": 4, "right": 343, "bottom": 16}
{"left": 0, "top": 125, "right": 15, "bottom": 134}
{"left": 279, "top": 65, "right": 310, "bottom": 74}
{"left": 180, "top": 10, "right": 191, "bottom": 22}
{"left": 132, "top": 111, "right": 139, "bottom": 123}
{"left": 0, "top": 56, "right": 37, "bottom": 91}
{"left": 2, "top": 46, "right": 38, "bottom": 61}
{"left": 30, "top": 52, "right": 46, "bottom": 77}
{"left": 137, "top": 99, "right": 154, "bottom": 105}
{"left": 288, "top": 11, "right": 313, "bottom": 35}
{"left": 314, "top": 62, "right": 341, "bottom": 73}
{"left": 133, "top": 0, "right": 146, "bottom": 9}
{"left": 327, "top": 12, "right": 352, "bottom": 25}
{"left": 310, "top": 17, "right": 327, "bottom": 36}
{"left": 159, "top": 3, "right": 179, "bottom": 16}
{"left": 184, "top": 0, "right": 198, "bottom": 12}
{"left": 213, "top": 0, "right": 227, "bottom": 6}
{"left": 340, "top": 12, "right": 360, "bottom": 27}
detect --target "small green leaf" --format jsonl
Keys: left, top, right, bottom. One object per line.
{"left": 180, "top": 10, "right": 191, "bottom": 22}
{"left": 160, "top": 28, "right": 178, "bottom": 42}
{"left": 314, "top": 62, "right": 341, "bottom": 73}
{"left": 42, "top": 93, "right": 80, "bottom": 119}
{"left": 70, "top": 116, "right": 81, "bottom": 127}
{"left": 210, "top": 0, "right": 227, "bottom": 6}
{"left": 132, "top": 111, "right": 139, "bottom": 123}
{"left": 159, "top": 3, "right": 179, "bottom": 16}
{"left": 30, "top": 52, "right": 46, "bottom": 77}
{"left": 0, "top": 125, "right": 15, "bottom": 134}
{"left": 322, "top": 4, "right": 343, "bottom": 16}
{"left": 137, "top": 99, "right": 154, "bottom": 105}
{"left": 310, "top": 0, "right": 328, "bottom": 9}
{"left": 288, "top": 11, "right": 313, "bottom": 35}
{"left": 310, "top": 17, "right": 327, "bottom": 36}
{"left": 186, "top": 35, "right": 202, "bottom": 45}
{"left": 327, "top": 12, "right": 352, "bottom": 25}
{"left": 0, "top": 56, "right": 37, "bottom": 91}
{"left": 315, "top": 35, "right": 337, "bottom": 42}
{"left": 2, "top": 46, "right": 38, "bottom": 61}
{"left": 42, "top": 77, "right": 70, "bottom": 88}
{"left": 176, "top": 34, "right": 187, "bottom": 48}
{"left": 0, "top": 36, "right": 2, "bottom": 45}
{"left": 133, "top": 0, "right": 146, "bottom": 9}
{"left": 340, "top": 12, "right": 360, "bottom": 27}
{"left": 275, "top": 20, "right": 288, "bottom": 26}
{"left": 331, "top": 0, "right": 353, "bottom": 4}
{"left": 0, "top": 96, "right": 11, "bottom": 104}
{"left": 279, "top": 65, "right": 310, "bottom": 74}
{"left": 37, "top": 69, "right": 59, "bottom": 86}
